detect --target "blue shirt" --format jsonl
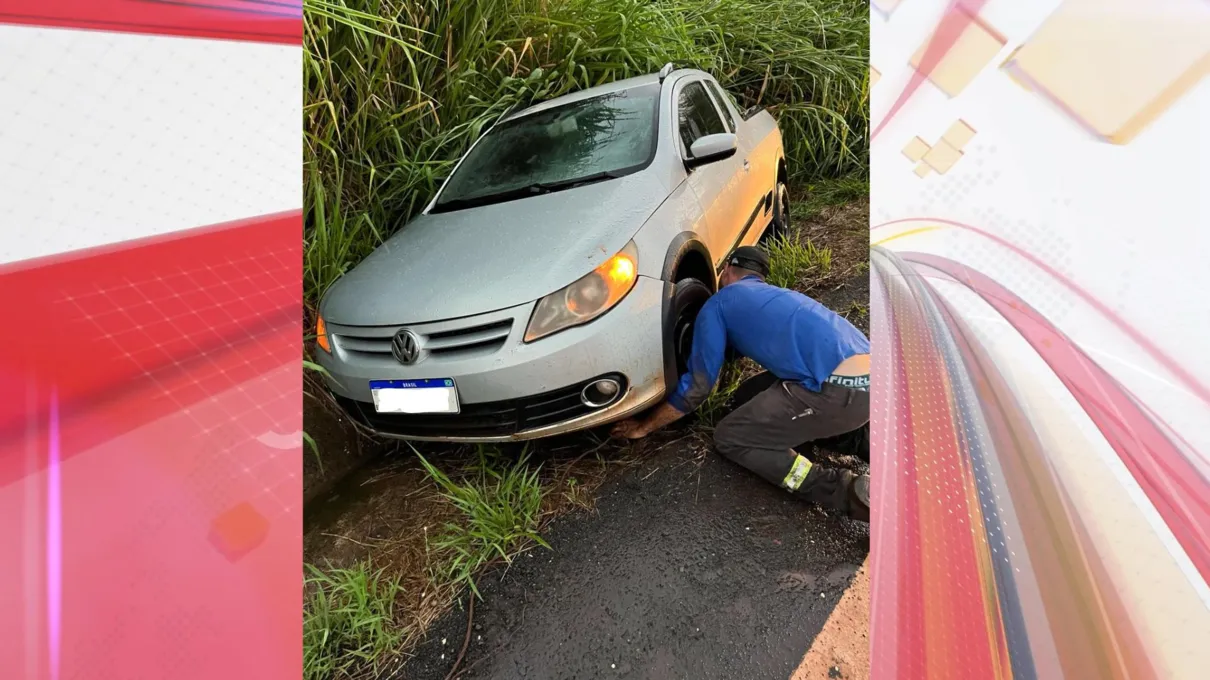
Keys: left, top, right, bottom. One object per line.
{"left": 668, "top": 277, "right": 870, "bottom": 413}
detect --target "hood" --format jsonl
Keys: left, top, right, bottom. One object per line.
{"left": 321, "top": 173, "right": 668, "bottom": 325}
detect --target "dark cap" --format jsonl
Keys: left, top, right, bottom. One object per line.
{"left": 728, "top": 245, "right": 770, "bottom": 277}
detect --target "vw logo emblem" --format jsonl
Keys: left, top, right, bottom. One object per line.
{"left": 391, "top": 329, "right": 421, "bottom": 365}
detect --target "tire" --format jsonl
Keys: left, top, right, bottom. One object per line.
{"left": 761, "top": 181, "right": 791, "bottom": 243}
{"left": 670, "top": 278, "right": 712, "bottom": 376}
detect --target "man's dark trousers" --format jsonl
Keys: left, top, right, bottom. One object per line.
{"left": 713, "top": 371, "right": 869, "bottom": 513}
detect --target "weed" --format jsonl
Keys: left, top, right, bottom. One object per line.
{"left": 846, "top": 300, "right": 868, "bottom": 320}
{"left": 416, "top": 446, "right": 550, "bottom": 597}
{"left": 765, "top": 234, "right": 833, "bottom": 289}
{"left": 302, "top": 360, "right": 329, "bottom": 473}
{"left": 696, "top": 361, "right": 746, "bottom": 428}
{"left": 563, "top": 477, "right": 594, "bottom": 512}
{"left": 303, "top": 432, "right": 324, "bottom": 475}
{"left": 303, "top": 560, "right": 405, "bottom": 680}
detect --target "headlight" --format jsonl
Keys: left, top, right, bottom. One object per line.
{"left": 524, "top": 241, "right": 639, "bottom": 342}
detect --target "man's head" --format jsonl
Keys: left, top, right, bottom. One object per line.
{"left": 719, "top": 245, "right": 770, "bottom": 287}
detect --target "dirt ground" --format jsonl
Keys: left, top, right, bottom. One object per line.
{"left": 303, "top": 192, "right": 871, "bottom": 677}
{"left": 796, "top": 200, "right": 870, "bottom": 337}
{"left": 791, "top": 561, "right": 871, "bottom": 680}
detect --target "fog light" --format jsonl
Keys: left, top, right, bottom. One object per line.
{"left": 581, "top": 378, "right": 622, "bottom": 408}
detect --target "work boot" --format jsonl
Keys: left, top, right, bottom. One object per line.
{"left": 847, "top": 473, "right": 870, "bottom": 523}
{"left": 791, "top": 464, "right": 868, "bottom": 522}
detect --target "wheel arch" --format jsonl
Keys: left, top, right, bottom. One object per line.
{"left": 661, "top": 232, "right": 716, "bottom": 293}
{"left": 658, "top": 233, "right": 717, "bottom": 395}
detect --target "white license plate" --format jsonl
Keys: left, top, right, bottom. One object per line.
{"left": 369, "top": 378, "right": 460, "bottom": 414}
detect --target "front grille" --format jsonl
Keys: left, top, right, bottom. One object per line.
{"left": 334, "top": 317, "right": 514, "bottom": 361}
{"left": 336, "top": 374, "right": 628, "bottom": 438}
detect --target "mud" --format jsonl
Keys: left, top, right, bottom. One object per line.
{"left": 395, "top": 441, "right": 869, "bottom": 680}
{"left": 302, "top": 388, "right": 377, "bottom": 504}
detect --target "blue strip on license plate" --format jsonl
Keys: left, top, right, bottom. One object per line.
{"left": 369, "top": 378, "right": 455, "bottom": 390}
{"left": 369, "top": 378, "right": 460, "bottom": 414}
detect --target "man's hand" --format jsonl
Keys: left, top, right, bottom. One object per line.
{"left": 610, "top": 418, "right": 650, "bottom": 440}
{"left": 610, "top": 403, "right": 688, "bottom": 441}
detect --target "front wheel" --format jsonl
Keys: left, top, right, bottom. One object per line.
{"left": 670, "top": 278, "right": 711, "bottom": 376}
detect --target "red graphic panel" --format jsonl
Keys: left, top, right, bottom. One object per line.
{"left": 0, "top": 212, "right": 302, "bottom": 680}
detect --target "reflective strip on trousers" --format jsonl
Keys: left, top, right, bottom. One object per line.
{"left": 782, "top": 454, "right": 812, "bottom": 490}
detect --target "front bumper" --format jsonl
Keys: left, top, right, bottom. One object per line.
{"left": 314, "top": 276, "right": 670, "bottom": 442}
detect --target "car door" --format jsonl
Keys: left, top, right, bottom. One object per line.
{"left": 704, "top": 79, "right": 770, "bottom": 248}
{"left": 674, "top": 78, "right": 746, "bottom": 268}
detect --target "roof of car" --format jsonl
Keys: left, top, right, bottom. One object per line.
{"left": 504, "top": 68, "right": 708, "bottom": 121}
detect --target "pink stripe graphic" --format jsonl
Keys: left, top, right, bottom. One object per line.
{"left": 1, "top": 211, "right": 301, "bottom": 471}
{"left": 0, "top": 210, "right": 301, "bottom": 678}
{"left": 905, "top": 252, "right": 1210, "bottom": 582}
{"left": 873, "top": 216, "right": 1210, "bottom": 412}
{"left": 47, "top": 390, "right": 61, "bottom": 680}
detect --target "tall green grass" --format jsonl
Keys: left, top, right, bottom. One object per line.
{"left": 303, "top": 0, "right": 868, "bottom": 303}
{"left": 416, "top": 446, "right": 550, "bottom": 597}
{"left": 303, "top": 560, "right": 405, "bottom": 680}
{"left": 765, "top": 234, "right": 832, "bottom": 289}
{"left": 792, "top": 174, "right": 870, "bottom": 221}
{"left": 696, "top": 361, "right": 747, "bottom": 428}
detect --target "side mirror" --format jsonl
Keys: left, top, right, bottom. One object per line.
{"left": 686, "top": 133, "right": 738, "bottom": 168}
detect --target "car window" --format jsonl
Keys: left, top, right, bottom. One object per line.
{"left": 433, "top": 83, "right": 660, "bottom": 211}
{"left": 704, "top": 81, "right": 735, "bottom": 131}
{"left": 677, "top": 81, "right": 726, "bottom": 156}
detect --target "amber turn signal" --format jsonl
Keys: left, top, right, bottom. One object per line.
{"left": 316, "top": 316, "right": 332, "bottom": 353}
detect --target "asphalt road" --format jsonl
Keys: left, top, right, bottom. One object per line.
{"left": 397, "top": 441, "right": 870, "bottom": 680}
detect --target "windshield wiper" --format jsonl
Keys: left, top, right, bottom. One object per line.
{"left": 432, "top": 183, "right": 553, "bottom": 213}
{"left": 432, "top": 170, "right": 624, "bottom": 213}
{"left": 535, "top": 170, "right": 623, "bottom": 192}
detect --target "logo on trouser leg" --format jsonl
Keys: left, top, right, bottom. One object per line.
{"left": 782, "top": 454, "right": 813, "bottom": 490}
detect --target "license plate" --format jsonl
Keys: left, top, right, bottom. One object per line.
{"left": 369, "top": 378, "right": 460, "bottom": 414}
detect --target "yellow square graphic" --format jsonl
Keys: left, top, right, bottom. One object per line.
{"left": 871, "top": 67, "right": 881, "bottom": 87}
{"left": 923, "top": 140, "right": 963, "bottom": 174}
{"left": 914, "top": 162, "right": 933, "bottom": 178}
{"left": 1002, "top": 0, "right": 1210, "bottom": 144}
{"left": 942, "top": 120, "right": 977, "bottom": 150}
{"left": 910, "top": 8, "right": 1007, "bottom": 97}
{"left": 903, "top": 136, "right": 931, "bottom": 162}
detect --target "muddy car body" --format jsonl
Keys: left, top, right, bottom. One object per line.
{"left": 315, "top": 65, "right": 789, "bottom": 441}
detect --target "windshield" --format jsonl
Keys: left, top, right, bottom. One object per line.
{"left": 432, "top": 83, "right": 660, "bottom": 212}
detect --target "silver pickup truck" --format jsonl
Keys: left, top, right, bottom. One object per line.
{"left": 315, "top": 64, "right": 789, "bottom": 441}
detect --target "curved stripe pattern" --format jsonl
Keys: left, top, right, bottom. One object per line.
{"left": 871, "top": 245, "right": 1210, "bottom": 679}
